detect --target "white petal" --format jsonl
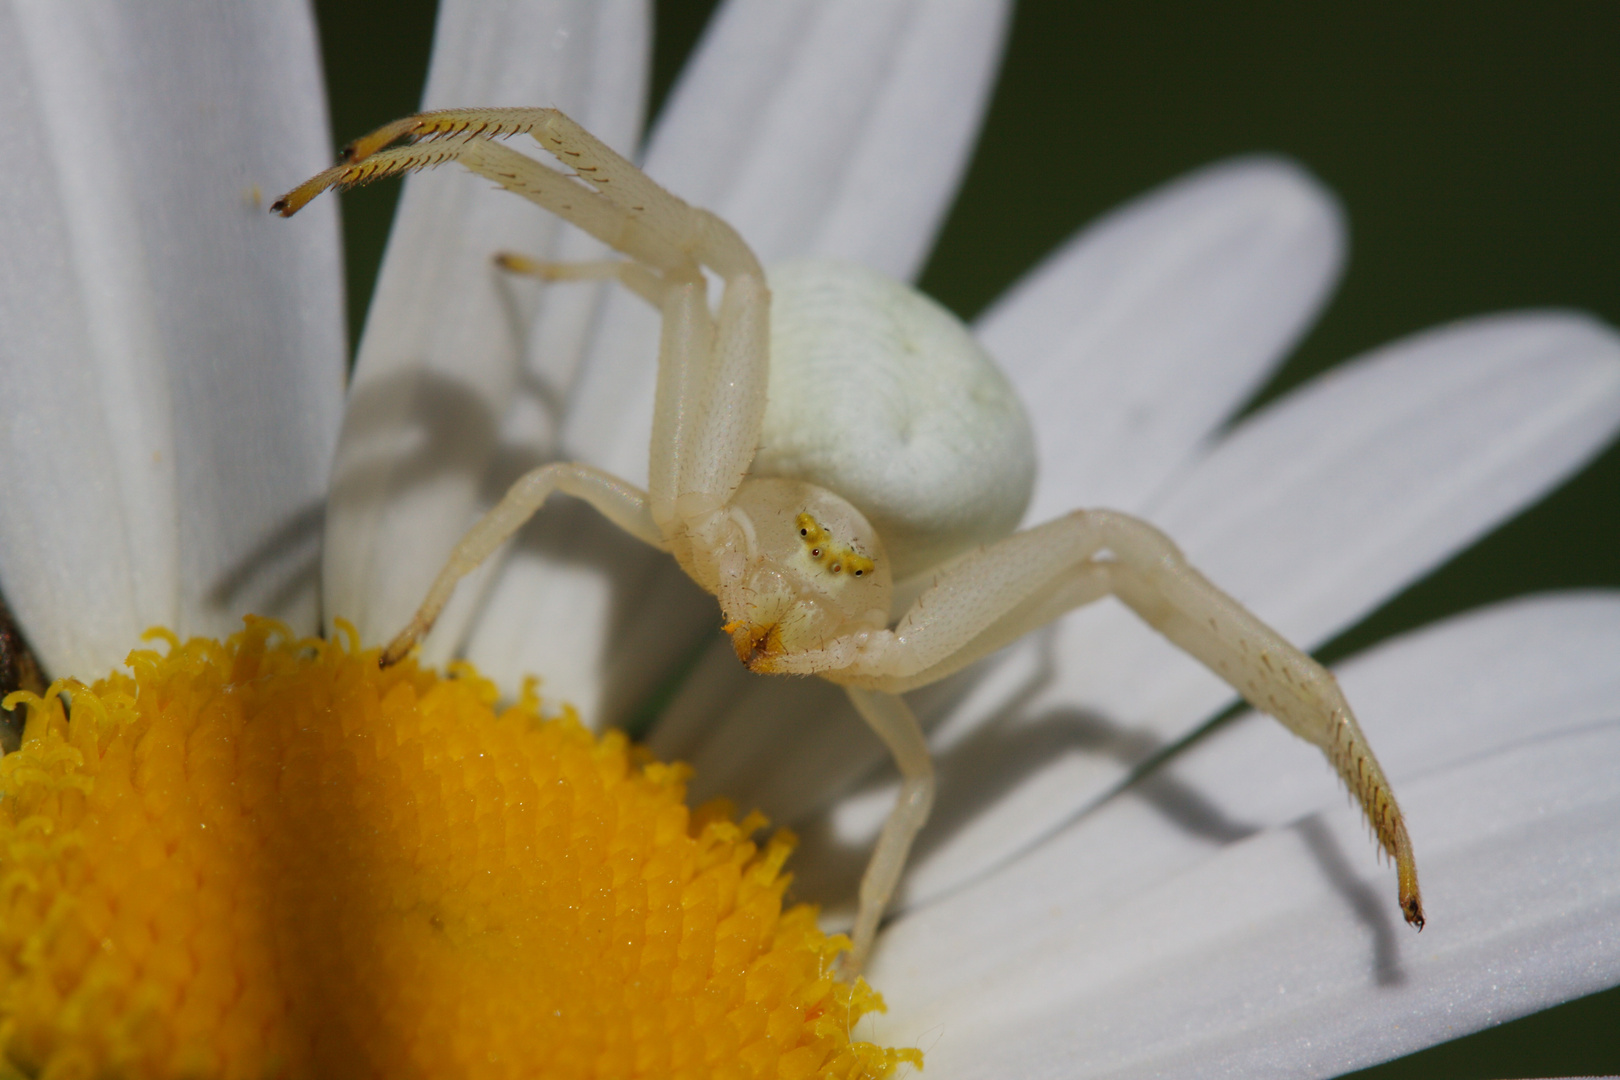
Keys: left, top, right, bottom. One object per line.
{"left": 977, "top": 157, "right": 1346, "bottom": 521}
{"left": 467, "top": 0, "right": 1011, "bottom": 716}
{"left": 320, "top": 0, "right": 649, "bottom": 654}
{"left": 870, "top": 720, "right": 1620, "bottom": 1079}
{"left": 782, "top": 311, "right": 1620, "bottom": 911}
{"left": 0, "top": 0, "right": 344, "bottom": 679}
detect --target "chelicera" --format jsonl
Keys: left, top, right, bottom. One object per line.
{"left": 276, "top": 107, "right": 1423, "bottom": 973}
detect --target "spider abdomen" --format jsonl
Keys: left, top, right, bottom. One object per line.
{"left": 753, "top": 259, "right": 1035, "bottom": 580}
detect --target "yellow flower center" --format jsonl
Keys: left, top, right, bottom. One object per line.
{"left": 0, "top": 619, "right": 920, "bottom": 1079}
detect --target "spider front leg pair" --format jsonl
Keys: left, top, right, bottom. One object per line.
{"left": 277, "top": 107, "right": 770, "bottom": 650}
{"left": 277, "top": 106, "right": 1422, "bottom": 977}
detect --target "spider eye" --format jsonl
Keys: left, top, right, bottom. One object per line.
{"left": 800, "top": 528, "right": 809, "bottom": 536}
{"left": 811, "top": 548, "right": 822, "bottom": 558}
{"left": 830, "top": 563, "right": 842, "bottom": 574}
{"left": 854, "top": 569, "right": 864, "bottom": 576}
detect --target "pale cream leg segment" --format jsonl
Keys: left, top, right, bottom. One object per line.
{"left": 275, "top": 113, "right": 773, "bottom": 520}
{"left": 345, "top": 106, "right": 761, "bottom": 281}
{"left": 277, "top": 111, "right": 775, "bottom": 624}
{"left": 283, "top": 106, "right": 761, "bottom": 281}
{"left": 461, "top": 137, "right": 773, "bottom": 492}
{"left": 844, "top": 687, "right": 936, "bottom": 976}
{"left": 856, "top": 563, "right": 1114, "bottom": 693}
{"left": 848, "top": 508, "right": 1423, "bottom": 928}
{"left": 676, "top": 274, "right": 769, "bottom": 507}
{"left": 380, "top": 464, "right": 664, "bottom": 666}
{"left": 647, "top": 279, "right": 714, "bottom": 529}
{"left": 455, "top": 139, "right": 704, "bottom": 276}
{"left": 493, "top": 253, "right": 666, "bottom": 308}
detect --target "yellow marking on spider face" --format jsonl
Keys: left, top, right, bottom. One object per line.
{"left": 795, "top": 513, "right": 875, "bottom": 579}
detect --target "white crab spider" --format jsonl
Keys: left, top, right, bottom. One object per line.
{"left": 276, "top": 107, "right": 1424, "bottom": 973}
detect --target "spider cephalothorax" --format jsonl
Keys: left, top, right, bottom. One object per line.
{"left": 717, "top": 479, "right": 890, "bottom": 671}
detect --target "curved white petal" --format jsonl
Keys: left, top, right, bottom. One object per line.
{"left": 0, "top": 0, "right": 344, "bottom": 679}
{"left": 979, "top": 157, "right": 1346, "bottom": 521}
{"left": 870, "top": 718, "right": 1620, "bottom": 1078}
{"left": 320, "top": 0, "right": 649, "bottom": 655}
{"left": 655, "top": 156, "right": 1347, "bottom": 804}
{"left": 706, "top": 311, "right": 1620, "bottom": 916}
{"left": 466, "top": 0, "right": 1011, "bottom": 717}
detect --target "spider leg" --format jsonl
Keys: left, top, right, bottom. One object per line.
{"left": 841, "top": 688, "right": 935, "bottom": 977}
{"left": 276, "top": 137, "right": 692, "bottom": 272}
{"left": 325, "top": 106, "right": 761, "bottom": 280}
{"left": 479, "top": 110, "right": 770, "bottom": 539}
{"left": 838, "top": 508, "right": 1425, "bottom": 930}
{"left": 277, "top": 108, "right": 774, "bottom": 633}
{"left": 379, "top": 464, "right": 664, "bottom": 666}
{"left": 276, "top": 109, "right": 770, "bottom": 531}
{"left": 493, "top": 253, "right": 666, "bottom": 307}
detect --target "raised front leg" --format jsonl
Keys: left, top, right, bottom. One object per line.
{"left": 836, "top": 508, "right": 1425, "bottom": 930}
{"left": 278, "top": 107, "right": 759, "bottom": 280}
{"left": 275, "top": 107, "right": 772, "bottom": 527}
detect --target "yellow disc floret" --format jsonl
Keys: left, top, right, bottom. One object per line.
{"left": 0, "top": 619, "right": 920, "bottom": 1079}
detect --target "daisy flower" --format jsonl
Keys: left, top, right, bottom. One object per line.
{"left": 0, "top": 1, "right": 1616, "bottom": 1077}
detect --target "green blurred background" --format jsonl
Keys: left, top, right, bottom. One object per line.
{"left": 310, "top": 1, "right": 1620, "bottom": 1074}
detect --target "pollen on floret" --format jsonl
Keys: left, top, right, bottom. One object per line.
{"left": 0, "top": 618, "right": 921, "bottom": 1079}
